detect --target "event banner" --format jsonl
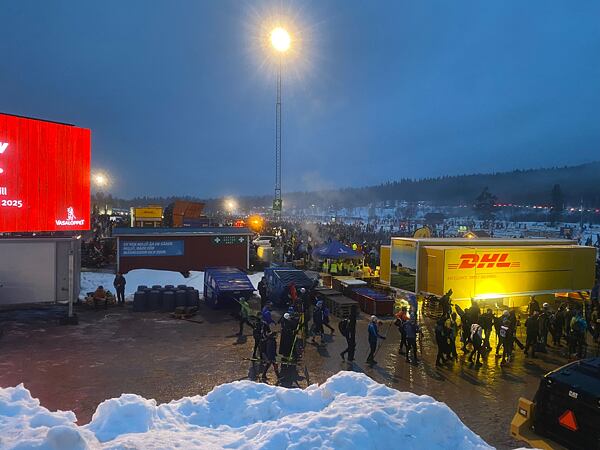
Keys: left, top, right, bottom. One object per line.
{"left": 119, "top": 240, "right": 185, "bottom": 257}
{"left": 0, "top": 113, "right": 91, "bottom": 232}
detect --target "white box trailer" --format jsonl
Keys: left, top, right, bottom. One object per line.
{"left": 0, "top": 237, "right": 80, "bottom": 306}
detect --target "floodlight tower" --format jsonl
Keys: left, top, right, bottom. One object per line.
{"left": 270, "top": 27, "right": 290, "bottom": 218}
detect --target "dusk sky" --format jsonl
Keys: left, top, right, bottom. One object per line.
{"left": 1, "top": 1, "right": 599, "bottom": 199}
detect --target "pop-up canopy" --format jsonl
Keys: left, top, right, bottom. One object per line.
{"left": 313, "top": 240, "right": 363, "bottom": 260}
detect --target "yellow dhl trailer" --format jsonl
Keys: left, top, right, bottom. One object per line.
{"left": 130, "top": 206, "right": 163, "bottom": 227}
{"left": 382, "top": 238, "right": 596, "bottom": 306}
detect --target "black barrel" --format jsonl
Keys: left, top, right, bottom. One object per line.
{"left": 164, "top": 284, "right": 175, "bottom": 290}
{"left": 175, "top": 290, "right": 187, "bottom": 307}
{"left": 152, "top": 284, "right": 162, "bottom": 290}
{"left": 186, "top": 289, "right": 200, "bottom": 307}
{"left": 161, "top": 291, "right": 175, "bottom": 312}
{"left": 177, "top": 284, "right": 187, "bottom": 290}
{"left": 148, "top": 290, "right": 161, "bottom": 311}
{"left": 137, "top": 285, "right": 148, "bottom": 292}
{"left": 133, "top": 291, "right": 147, "bottom": 312}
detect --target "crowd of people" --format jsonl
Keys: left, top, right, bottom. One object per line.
{"left": 426, "top": 294, "right": 598, "bottom": 368}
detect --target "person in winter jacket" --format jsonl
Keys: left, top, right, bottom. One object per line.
{"left": 403, "top": 318, "right": 422, "bottom": 364}
{"left": 569, "top": 309, "right": 587, "bottom": 358}
{"left": 258, "top": 277, "right": 267, "bottom": 309}
{"left": 501, "top": 319, "right": 515, "bottom": 364}
{"left": 538, "top": 303, "right": 551, "bottom": 347}
{"left": 508, "top": 310, "right": 525, "bottom": 350}
{"left": 469, "top": 323, "right": 484, "bottom": 365}
{"left": 311, "top": 301, "right": 325, "bottom": 343}
{"left": 496, "top": 311, "right": 510, "bottom": 357}
{"left": 340, "top": 306, "right": 357, "bottom": 361}
{"left": 524, "top": 310, "right": 540, "bottom": 357}
{"left": 395, "top": 306, "right": 409, "bottom": 355}
{"left": 551, "top": 306, "right": 565, "bottom": 346}
{"left": 113, "top": 273, "right": 126, "bottom": 305}
{"left": 261, "top": 331, "right": 280, "bottom": 381}
{"left": 434, "top": 318, "right": 448, "bottom": 366}
{"left": 480, "top": 309, "right": 494, "bottom": 351}
{"left": 261, "top": 303, "right": 275, "bottom": 328}
{"left": 237, "top": 298, "right": 251, "bottom": 336}
{"left": 251, "top": 312, "right": 265, "bottom": 359}
{"left": 366, "top": 315, "right": 386, "bottom": 364}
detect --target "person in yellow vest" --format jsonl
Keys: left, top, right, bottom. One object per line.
{"left": 322, "top": 259, "right": 329, "bottom": 273}
{"left": 352, "top": 243, "right": 358, "bottom": 251}
{"left": 330, "top": 261, "right": 338, "bottom": 275}
{"left": 343, "top": 261, "right": 350, "bottom": 275}
{"left": 348, "top": 262, "right": 355, "bottom": 276}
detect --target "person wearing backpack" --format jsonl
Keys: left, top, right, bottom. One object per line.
{"left": 570, "top": 309, "right": 587, "bottom": 358}
{"left": 501, "top": 319, "right": 515, "bottom": 364}
{"left": 495, "top": 311, "right": 509, "bottom": 357}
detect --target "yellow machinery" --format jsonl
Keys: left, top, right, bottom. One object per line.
{"left": 510, "top": 398, "right": 567, "bottom": 450}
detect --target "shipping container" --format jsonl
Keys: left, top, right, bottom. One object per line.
{"left": 0, "top": 237, "right": 81, "bottom": 305}
{"left": 382, "top": 238, "right": 596, "bottom": 305}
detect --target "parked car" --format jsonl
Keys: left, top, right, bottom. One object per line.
{"left": 252, "top": 235, "right": 278, "bottom": 247}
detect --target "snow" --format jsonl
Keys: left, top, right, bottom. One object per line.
{"left": 80, "top": 269, "right": 262, "bottom": 300}
{"left": 0, "top": 372, "right": 494, "bottom": 450}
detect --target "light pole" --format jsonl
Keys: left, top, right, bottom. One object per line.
{"left": 270, "top": 27, "right": 290, "bottom": 219}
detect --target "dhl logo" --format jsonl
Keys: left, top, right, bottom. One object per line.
{"left": 447, "top": 253, "right": 520, "bottom": 270}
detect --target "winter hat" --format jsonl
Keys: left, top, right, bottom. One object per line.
{"left": 370, "top": 315, "right": 377, "bottom": 322}
{"left": 284, "top": 313, "right": 291, "bottom": 320}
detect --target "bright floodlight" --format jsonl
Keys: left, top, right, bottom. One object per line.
{"left": 93, "top": 173, "right": 108, "bottom": 187}
{"left": 225, "top": 198, "right": 237, "bottom": 212}
{"left": 271, "top": 27, "right": 291, "bottom": 52}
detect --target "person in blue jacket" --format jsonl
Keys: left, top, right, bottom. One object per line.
{"left": 367, "top": 315, "right": 386, "bottom": 364}
{"left": 262, "top": 302, "right": 275, "bottom": 328}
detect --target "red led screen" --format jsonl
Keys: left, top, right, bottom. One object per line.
{"left": 0, "top": 113, "right": 91, "bottom": 232}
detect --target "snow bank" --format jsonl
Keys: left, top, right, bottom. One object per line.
{"left": 0, "top": 372, "right": 493, "bottom": 449}
{"left": 80, "top": 269, "right": 262, "bottom": 300}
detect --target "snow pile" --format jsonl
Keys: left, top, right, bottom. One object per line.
{"left": 80, "top": 269, "right": 262, "bottom": 300}
{"left": 0, "top": 372, "right": 493, "bottom": 449}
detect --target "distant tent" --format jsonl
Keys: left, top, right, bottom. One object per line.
{"left": 312, "top": 240, "right": 363, "bottom": 260}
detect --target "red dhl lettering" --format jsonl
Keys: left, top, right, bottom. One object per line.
{"left": 451, "top": 253, "right": 517, "bottom": 269}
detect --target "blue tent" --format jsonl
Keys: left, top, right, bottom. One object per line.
{"left": 312, "top": 240, "right": 362, "bottom": 260}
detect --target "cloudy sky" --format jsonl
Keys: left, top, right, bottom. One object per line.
{"left": 1, "top": 1, "right": 599, "bottom": 198}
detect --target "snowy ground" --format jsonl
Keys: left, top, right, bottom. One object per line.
{"left": 80, "top": 270, "right": 263, "bottom": 300}
{"left": 0, "top": 371, "right": 493, "bottom": 450}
